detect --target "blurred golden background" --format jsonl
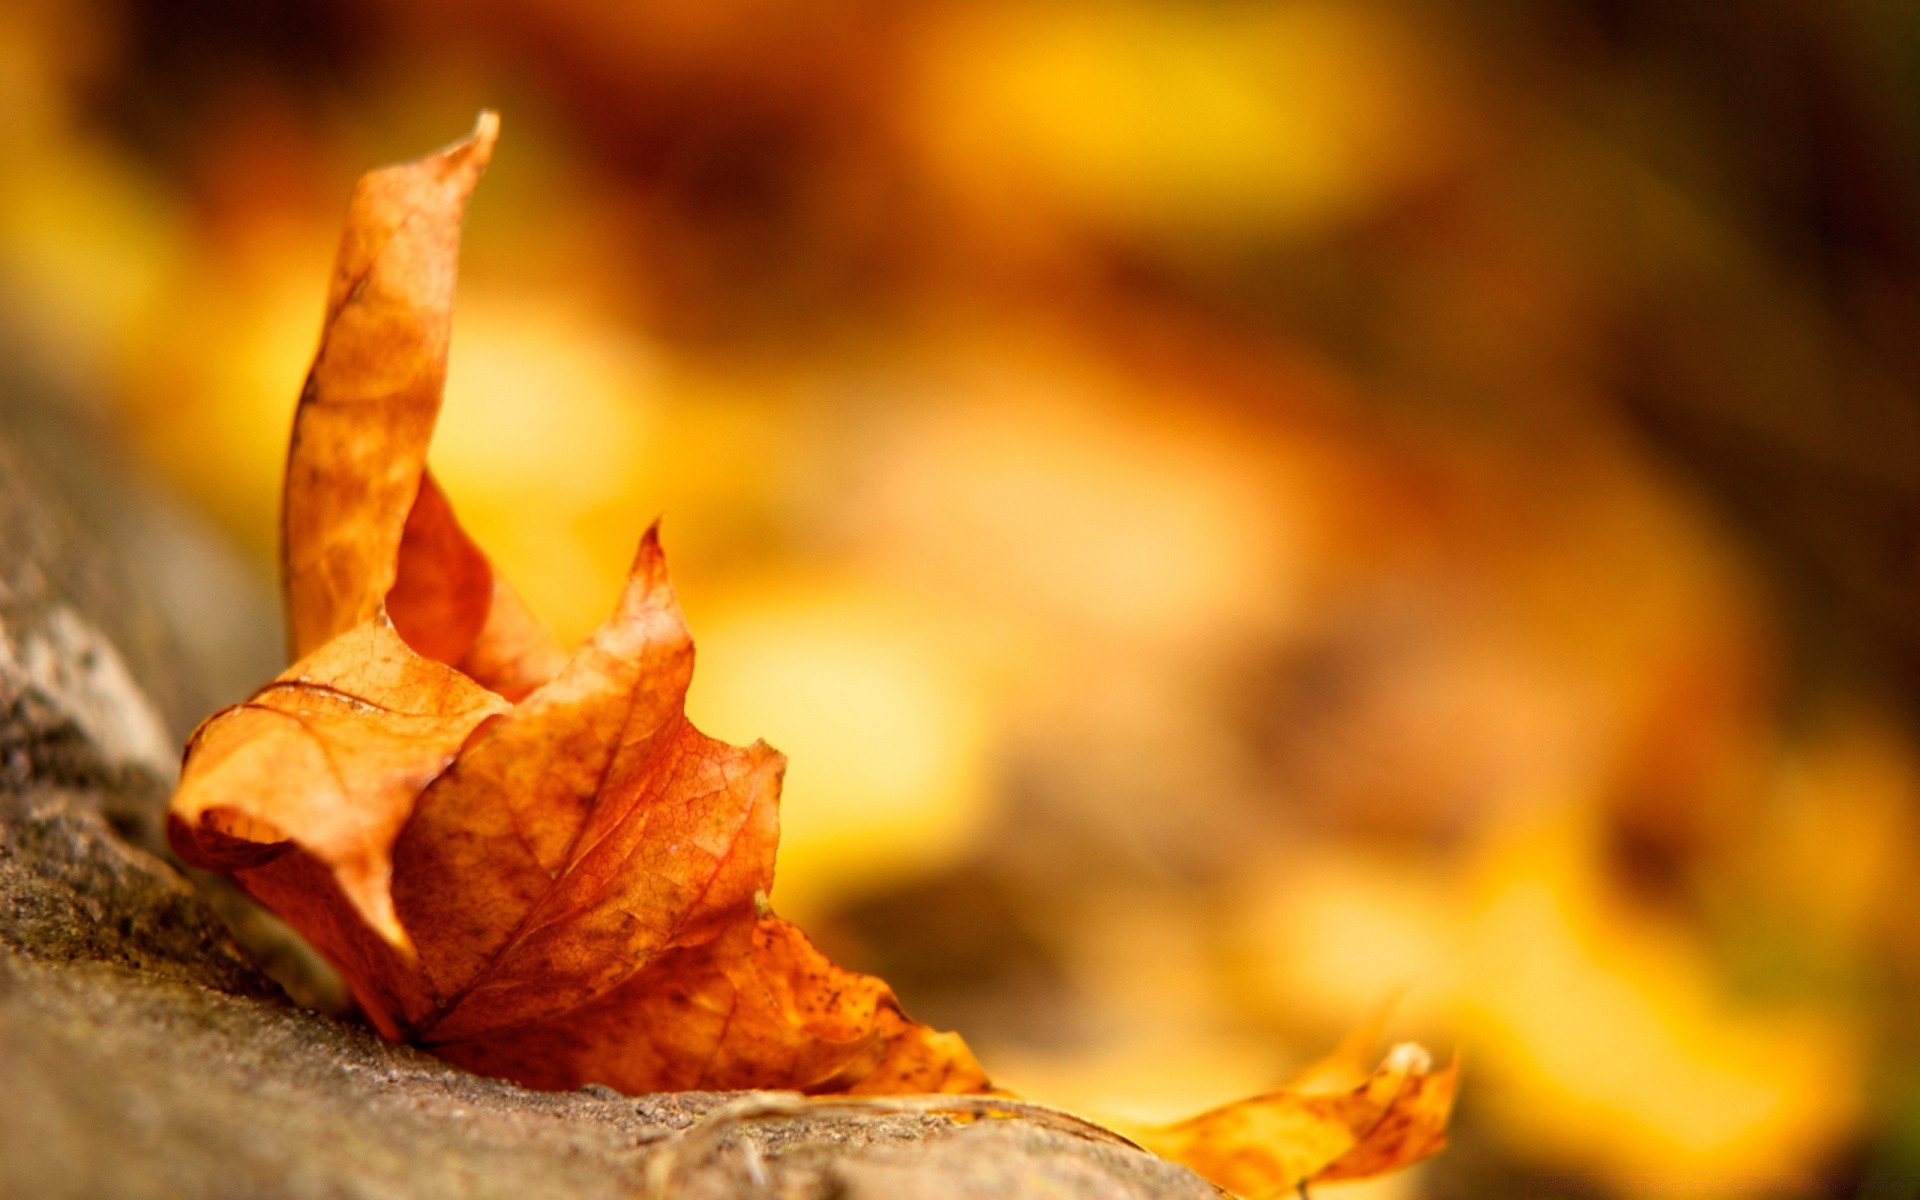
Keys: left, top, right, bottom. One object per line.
{"left": 7, "top": 0, "right": 1920, "bottom": 1194}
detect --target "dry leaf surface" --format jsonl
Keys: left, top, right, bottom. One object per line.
{"left": 165, "top": 114, "right": 1454, "bottom": 1193}
{"left": 1134, "top": 1044, "right": 1459, "bottom": 1195}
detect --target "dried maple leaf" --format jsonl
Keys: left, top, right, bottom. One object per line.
{"left": 1133, "top": 1043, "right": 1460, "bottom": 1197}
{"left": 165, "top": 113, "right": 1455, "bottom": 1191}
{"left": 170, "top": 114, "right": 981, "bottom": 1096}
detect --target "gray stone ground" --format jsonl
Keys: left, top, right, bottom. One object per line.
{"left": 0, "top": 422, "right": 1218, "bottom": 1200}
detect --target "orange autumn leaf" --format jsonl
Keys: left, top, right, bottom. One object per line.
{"left": 169, "top": 113, "right": 982, "bottom": 1096}
{"left": 164, "top": 113, "right": 1455, "bottom": 1189}
{"left": 1134, "top": 1044, "right": 1459, "bottom": 1197}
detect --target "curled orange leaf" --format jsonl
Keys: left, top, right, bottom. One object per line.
{"left": 169, "top": 113, "right": 985, "bottom": 1095}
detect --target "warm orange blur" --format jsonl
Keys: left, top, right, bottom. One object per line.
{"left": 7, "top": 0, "right": 1920, "bottom": 1194}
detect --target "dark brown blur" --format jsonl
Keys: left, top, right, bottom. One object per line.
{"left": 6, "top": 0, "right": 1920, "bottom": 1194}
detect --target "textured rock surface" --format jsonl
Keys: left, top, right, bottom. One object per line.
{"left": 0, "top": 425, "right": 1216, "bottom": 1200}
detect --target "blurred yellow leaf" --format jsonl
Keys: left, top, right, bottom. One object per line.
{"left": 1135, "top": 1042, "right": 1457, "bottom": 1197}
